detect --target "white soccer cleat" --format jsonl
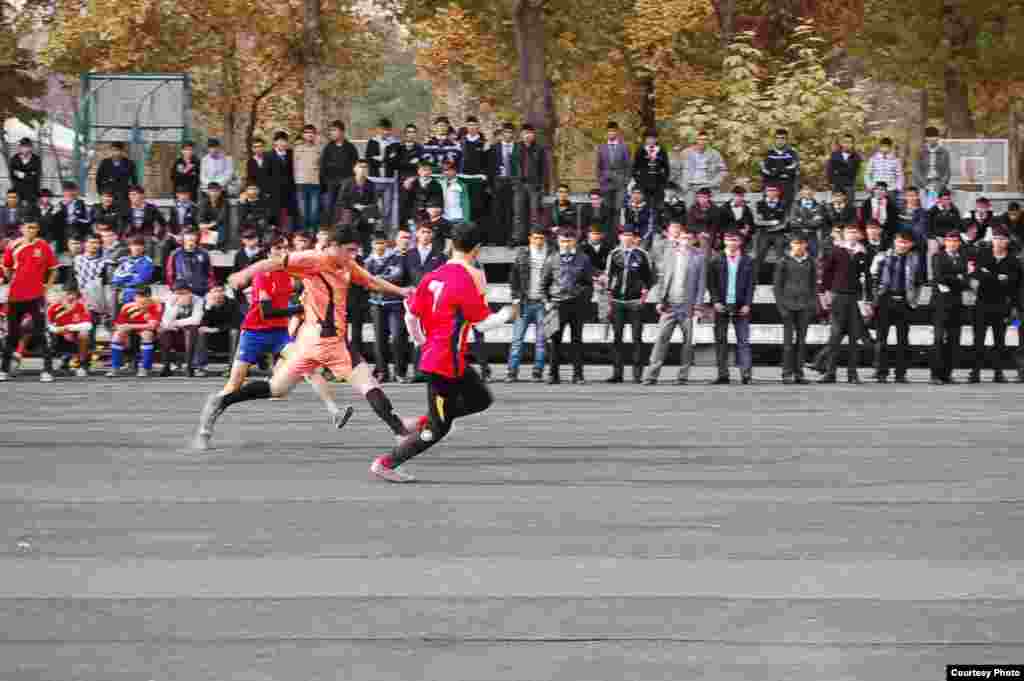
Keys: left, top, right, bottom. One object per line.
{"left": 194, "top": 392, "right": 227, "bottom": 451}
{"left": 370, "top": 457, "right": 416, "bottom": 483}
{"left": 39, "top": 372, "right": 55, "bottom": 383}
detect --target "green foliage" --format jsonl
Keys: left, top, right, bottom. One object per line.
{"left": 677, "top": 21, "right": 870, "bottom": 186}
{"left": 349, "top": 43, "right": 433, "bottom": 134}
{"left": 0, "top": 0, "right": 48, "bottom": 124}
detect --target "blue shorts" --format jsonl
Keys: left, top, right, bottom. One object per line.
{"left": 237, "top": 328, "right": 291, "bottom": 365}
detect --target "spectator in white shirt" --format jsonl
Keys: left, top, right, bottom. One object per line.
{"left": 200, "top": 138, "right": 237, "bottom": 196}
{"left": 159, "top": 280, "right": 205, "bottom": 377}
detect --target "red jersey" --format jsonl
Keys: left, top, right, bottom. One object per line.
{"left": 242, "top": 271, "right": 294, "bottom": 331}
{"left": 409, "top": 262, "right": 490, "bottom": 378}
{"left": 115, "top": 300, "right": 163, "bottom": 327}
{"left": 2, "top": 238, "right": 57, "bottom": 302}
{"left": 47, "top": 300, "right": 91, "bottom": 327}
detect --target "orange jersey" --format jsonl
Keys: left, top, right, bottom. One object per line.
{"left": 283, "top": 249, "right": 371, "bottom": 335}
{"left": 47, "top": 300, "right": 91, "bottom": 327}
{"left": 115, "top": 300, "right": 163, "bottom": 326}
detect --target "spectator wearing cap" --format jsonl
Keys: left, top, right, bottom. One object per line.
{"left": 930, "top": 230, "right": 968, "bottom": 384}
{"left": 266, "top": 131, "right": 297, "bottom": 230}
{"left": 198, "top": 182, "right": 231, "bottom": 250}
{"left": 46, "top": 287, "right": 94, "bottom": 377}
{"left": 580, "top": 189, "right": 616, "bottom": 243}
{"left": 826, "top": 133, "right": 862, "bottom": 203}
{"left": 165, "top": 229, "right": 214, "bottom": 300}
{"left": 643, "top": 223, "right": 705, "bottom": 385}
{"left": 200, "top": 138, "right": 237, "bottom": 197}
{"left": 605, "top": 224, "right": 655, "bottom": 383}
{"left": 760, "top": 128, "right": 800, "bottom": 211}
{"left": 96, "top": 142, "right": 138, "bottom": 208}
{"left": 293, "top": 124, "right": 322, "bottom": 231}
{"left": 597, "top": 122, "right": 632, "bottom": 223}
{"left": 680, "top": 130, "right": 727, "bottom": 206}
{"left": 57, "top": 181, "right": 92, "bottom": 246}
{"left": 632, "top": 129, "right": 671, "bottom": 212}
{"left": 707, "top": 231, "right": 755, "bottom": 384}
{"left": 754, "top": 183, "right": 789, "bottom": 276}
{"left": 864, "top": 137, "right": 904, "bottom": 204}
{"left": 871, "top": 230, "right": 925, "bottom": 383}
{"left": 402, "top": 160, "right": 443, "bottom": 227}
{"left": 439, "top": 159, "right": 471, "bottom": 226}
{"left": 486, "top": 122, "right": 522, "bottom": 246}
{"left": 194, "top": 283, "right": 241, "bottom": 377}
{"left": 861, "top": 181, "right": 897, "bottom": 236}
{"left": 159, "top": 280, "right": 205, "bottom": 377}
{"left": 110, "top": 236, "right": 155, "bottom": 305}
{"left": 967, "top": 226, "right": 1020, "bottom": 383}
{"left": 9, "top": 137, "right": 41, "bottom": 204}
{"left": 506, "top": 224, "right": 550, "bottom": 383}
{"left": 913, "top": 127, "right": 951, "bottom": 207}
{"left": 623, "top": 186, "right": 658, "bottom": 250}
{"left": 171, "top": 141, "right": 200, "bottom": 202}
{"left": 719, "top": 186, "right": 756, "bottom": 254}
{"left": 365, "top": 229, "right": 410, "bottom": 383}
{"left": 773, "top": 230, "right": 817, "bottom": 384}
{"left": 517, "top": 124, "right": 551, "bottom": 246}
{"left": 91, "top": 190, "right": 123, "bottom": 235}
{"left": 542, "top": 225, "right": 594, "bottom": 384}
{"left": 818, "top": 223, "right": 870, "bottom": 384}
{"left": 365, "top": 118, "right": 398, "bottom": 179}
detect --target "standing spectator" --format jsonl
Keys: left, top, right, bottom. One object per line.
{"left": 423, "top": 117, "right": 460, "bottom": 172}
{"left": 643, "top": 223, "right": 705, "bottom": 385}
{"left": 91, "top": 190, "right": 122, "bottom": 235}
{"left": 968, "top": 227, "right": 1020, "bottom": 383}
{"left": 754, "top": 183, "right": 789, "bottom": 276}
{"left": 872, "top": 230, "right": 925, "bottom": 383}
{"left": 967, "top": 197, "right": 998, "bottom": 241}
{"left": 819, "top": 224, "right": 870, "bottom": 384}
{"left": 686, "top": 188, "right": 720, "bottom": 253}
{"left": 773, "top": 231, "right": 817, "bottom": 384}
{"left": 159, "top": 280, "right": 205, "bottom": 377}
{"left": 926, "top": 189, "right": 962, "bottom": 278}
{"left": 517, "top": 124, "right": 550, "bottom": 246}
{"left": 385, "top": 123, "right": 425, "bottom": 183}
{"left": 57, "top": 181, "right": 92, "bottom": 245}
{"left": 487, "top": 123, "right": 522, "bottom": 246}
{"left": 197, "top": 182, "right": 231, "bottom": 250}
{"left": 579, "top": 190, "right": 616, "bottom": 243}
{"left": 605, "top": 224, "right": 654, "bottom": 384}
{"left": 707, "top": 231, "right": 755, "bottom": 385}
{"left": 35, "top": 189, "right": 61, "bottom": 248}
{"left": 864, "top": 137, "right": 904, "bottom": 203}
{"left": 106, "top": 284, "right": 162, "bottom": 377}
{"left": 365, "top": 230, "right": 409, "bottom": 382}
{"left": 293, "top": 124, "right": 322, "bottom": 231}
{"left": 580, "top": 222, "right": 612, "bottom": 273}
{"left": 930, "top": 231, "right": 968, "bottom": 384}
{"left": 680, "top": 130, "right": 727, "bottom": 205}
{"left": 894, "top": 186, "right": 929, "bottom": 248}
{"left": 96, "top": 142, "right": 137, "bottom": 208}
{"left": 403, "top": 220, "right": 447, "bottom": 381}
{"left": 760, "top": 128, "right": 799, "bottom": 210}
{"left": 788, "top": 185, "right": 827, "bottom": 256}
{"left": 459, "top": 116, "right": 489, "bottom": 229}
{"left": 827, "top": 133, "right": 862, "bottom": 201}
{"left": 438, "top": 159, "right": 471, "bottom": 225}
{"left": 596, "top": 122, "right": 632, "bottom": 223}
{"left": 824, "top": 189, "right": 858, "bottom": 232}
{"left": 998, "top": 201, "right": 1024, "bottom": 250}
{"left": 170, "top": 141, "right": 200, "bottom": 202}
{"left": 110, "top": 236, "right": 155, "bottom": 305}
{"left": 246, "top": 138, "right": 272, "bottom": 201}
{"left": 267, "top": 131, "right": 297, "bottom": 231}
{"left": 632, "top": 130, "right": 671, "bottom": 211}
{"left": 365, "top": 117, "right": 398, "bottom": 179}
{"left": 547, "top": 183, "right": 579, "bottom": 234}
{"left": 861, "top": 181, "right": 898, "bottom": 236}
{"left": 506, "top": 225, "right": 550, "bottom": 383}
{"left": 913, "top": 127, "right": 952, "bottom": 208}
{"left": 542, "top": 226, "right": 594, "bottom": 384}
{"left": 200, "top": 138, "right": 236, "bottom": 197}
{"left": 165, "top": 229, "right": 214, "bottom": 299}
{"left": 719, "top": 186, "right": 756, "bottom": 254}
{"left": 46, "top": 287, "right": 94, "bottom": 377}
{"left": 623, "top": 186, "right": 657, "bottom": 250}
{"left": 57, "top": 236, "right": 82, "bottom": 288}
{"left": 0, "top": 221, "right": 58, "bottom": 381}
{"left": 194, "top": 283, "right": 241, "bottom": 377}
{"left": 0, "top": 189, "right": 22, "bottom": 241}
{"left": 9, "top": 137, "right": 42, "bottom": 205}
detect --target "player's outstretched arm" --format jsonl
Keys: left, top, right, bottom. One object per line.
{"left": 227, "top": 254, "right": 287, "bottom": 290}
{"left": 366, "top": 275, "right": 412, "bottom": 299}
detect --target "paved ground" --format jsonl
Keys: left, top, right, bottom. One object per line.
{"left": 1, "top": 368, "right": 1023, "bottom": 680}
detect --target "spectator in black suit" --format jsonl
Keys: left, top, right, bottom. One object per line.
{"left": 930, "top": 231, "right": 968, "bottom": 384}
{"left": 95, "top": 142, "right": 137, "bottom": 207}
{"left": 162, "top": 186, "right": 200, "bottom": 264}
{"left": 58, "top": 181, "right": 93, "bottom": 245}
{"left": 9, "top": 137, "right": 41, "bottom": 204}
{"left": 170, "top": 141, "right": 200, "bottom": 202}
{"left": 237, "top": 184, "right": 271, "bottom": 239}
{"left": 581, "top": 223, "right": 612, "bottom": 272}
{"left": 718, "top": 186, "right": 756, "bottom": 254}
{"left": 579, "top": 189, "right": 616, "bottom": 242}
{"left": 819, "top": 224, "right": 870, "bottom": 384}
{"left": 267, "top": 131, "right": 297, "bottom": 230}
{"left": 773, "top": 231, "right": 817, "bottom": 384}
{"left": 632, "top": 130, "right": 671, "bottom": 210}
{"left": 320, "top": 120, "right": 360, "bottom": 218}
{"left": 245, "top": 138, "right": 272, "bottom": 202}
{"left": 91, "top": 190, "right": 122, "bottom": 235}
{"left": 707, "top": 231, "right": 756, "bottom": 384}
{"left": 401, "top": 161, "right": 443, "bottom": 227}
{"left": 403, "top": 220, "right": 448, "bottom": 381}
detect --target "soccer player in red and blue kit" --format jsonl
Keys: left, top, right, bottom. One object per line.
{"left": 371, "top": 223, "right": 497, "bottom": 482}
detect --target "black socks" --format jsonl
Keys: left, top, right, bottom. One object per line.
{"left": 222, "top": 380, "right": 272, "bottom": 408}
{"left": 365, "top": 387, "right": 405, "bottom": 436}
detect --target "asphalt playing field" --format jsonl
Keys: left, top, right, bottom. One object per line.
{"left": 2, "top": 368, "right": 1023, "bottom": 680}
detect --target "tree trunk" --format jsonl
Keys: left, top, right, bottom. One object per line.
{"left": 1009, "top": 102, "right": 1020, "bottom": 191}
{"left": 941, "top": 0, "right": 975, "bottom": 137}
{"left": 303, "top": 0, "right": 323, "bottom": 131}
{"left": 512, "top": 0, "right": 548, "bottom": 139}
{"left": 713, "top": 0, "right": 736, "bottom": 48}
{"left": 638, "top": 76, "right": 656, "bottom": 134}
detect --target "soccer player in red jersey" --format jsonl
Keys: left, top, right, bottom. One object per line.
{"left": 1, "top": 221, "right": 58, "bottom": 382}
{"left": 371, "top": 223, "right": 501, "bottom": 482}
{"left": 107, "top": 285, "right": 163, "bottom": 377}
{"left": 46, "top": 288, "right": 94, "bottom": 376}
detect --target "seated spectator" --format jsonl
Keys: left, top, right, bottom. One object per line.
{"left": 237, "top": 184, "right": 271, "bottom": 239}
{"left": 439, "top": 158, "right": 471, "bottom": 226}
{"left": 335, "top": 159, "right": 377, "bottom": 227}
{"left": 719, "top": 186, "right": 756, "bottom": 253}
{"left": 159, "top": 280, "right": 205, "bottom": 377}
{"left": 824, "top": 189, "right": 858, "bottom": 231}
{"left": 401, "top": 160, "right": 442, "bottom": 225}
{"left": 291, "top": 231, "right": 312, "bottom": 252}
{"left": 861, "top": 181, "right": 897, "bottom": 235}
{"left": 110, "top": 235, "right": 155, "bottom": 305}
{"left": 165, "top": 229, "right": 214, "bottom": 300}
{"left": 423, "top": 199, "right": 452, "bottom": 247}
{"left": 73, "top": 233, "right": 107, "bottom": 325}
{"left": 686, "top": 187, "right": 719, "bottom": 251}
{"left": 35, "top": 189, "right": 61, "bottom": 247}
{"left": 58, "top": 181, "right": 93, "bottom": 244}
{"left": 90, "top": 190, "right": 123, "bottom": 236}
{"left": 623, "top": 186, "right": 657, "bottom": 249}
{"left": 788, "top": 185, "right": 827, "bottom": 255}
{"left": 194, "top": 284, "right": 241, "bottom": 377}
{"left": 57, "top": 235, "right": 82, "bottom": 287}
{"left": 164, "top": 185, "right": 199, "bottom": 264}
{"left": 966, "top": 197, "right": 997, "bottom": 241}
{"left": 581, "top": 222, "right": 612, "bottom": 272}
{"left": 107, "top": 284, "right": 162, "bottom": 377}
{"left": 46, "top": 287, "right": 94, "bottom": 376}
{"left": 198, "top": 182, "right": 231, "bottom": 250}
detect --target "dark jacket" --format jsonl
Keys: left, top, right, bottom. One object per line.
{"left": 232, "top": 246, "right": 265, "bottom": 275}
{"left": 122, "top": 203, "right": 168, "bottom": 241}
{"left": 9, "top": 152, "right": 42, "bottom": 201}
{"left": 91, "top": 202, "right": 123, "bottom": 231}
{"left": 873, "top": 249, "right": 925, "bottom": 306}
{"left": 168, "top": 200, "right": 199, "bottom": 237}
{"left": 510, "top": 245, "right": 549, "bottom": 301}
{"left": 237, "top": 199, "right": 270, "bottom": 237}
{"left": 0, "top": 205, "right": 22, "bottom": 240}
{"left": 931, "top": 250, "right": 969, "bottom": 308}
{"left": 60, "top": 199, "right": 93, "bottom": 240}
{"left": 365, "top": 251, "right": 409, "bottom": 305}
{"left": 518, "top": 142, "right": 550, "bottom": 190}
{"left": 386, "top": 143, "right": 425, "bottom": 180}
{"left": 969, "top": 251, "right": 1021, "bottom": 308}
{"left": 265, "top": 149, "right": 296, "bottom": 213}
{"left": 402, "top": 178, "right": 443, "bottom": 219}
{"left": 201, "top": 296, "right": 241, "bottom": 332}
{"left": 789, "top": 199, "right": 827, "bottom": 234}
{"left": 623, "top": 202, "right": 657, "bottom": 248}
{"left": 860, "top": 196, "right": 898, "bottom": 234}
{"left": 632, "top": 145, "right": 671, "bottom": 193}
{"left": 364, "top": 137, "right": 398, "bottom": 177}
{"left": 927, "top": 204, "right": 962, "bottom": 240}
{"left": 894, "top": 205, "right": 928, "bottom": 244}
{"left": 580, "top": 203, "right": 616, "bottom": 240}
{"left": 486, "top": 142, "right": 523, "bottom": 185}
{"left": 96, "top": 157, "right": 138, "bottom": 200}
{"left": 337, "top": 178, "right": 377, "bottom": 215}
{"left": 542, "top": 249, "right": 594, "bottom": 303}
{"left": 171, "top": 156, "right": 200, "bottom": 199}
{"left": 773, "top": 254, "right": 817, "bottom": 312}
{"left": 718, "top": 201, "right": 757, "bottom": 238}
{"left": 686, "top": 202, "right": 719, "bottom": 236}
{"left": 404, "top": 245, "right": 447, "bottom": 284}
{"left": 824, "top": 202, "right": 858, "bottom": 230}
{"left": 819, "top": 245, "right": 869, "bottom": 296}
{"left": 246, "top": 154, "right": 272, "bottom": 194}
{"left": 548, "top": 201, "right": 581, "bottom": 230}
{"left": 320, "top": 140, "right": 360, "bottom": 187}
{"left": 459, "top": 135, "right": 488, "bottom": 175}
{"left": 827, "top": 150, "right": 862, "bottom": 189}
{"left": 760, "top": 145, "right": 799, "bottom": 184}
{"left": 580, "top": 240, "right": 612, "bottom": 272}
{"left": 198, "top": 197, "right": 231, "bottom": 248}
{"left": 165, "top": 246, "right": 213, "bottom": 296}
{"left": 606, "top": 246, "right": 654, "bottom": 302}
{"left": 707, "top": 253, "right": 755, "bottom": 307}
{"left": 755, "top": 199, "right": 788, "bottom": 232}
